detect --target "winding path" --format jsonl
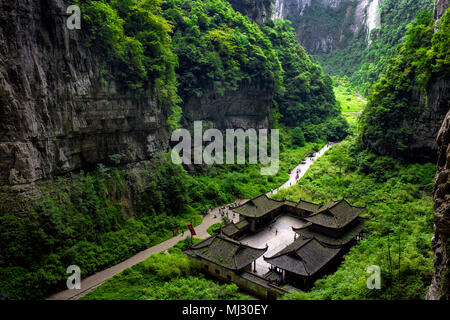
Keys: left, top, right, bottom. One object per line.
{"left": 268, "top": 143, "right": 335, "bottom": 196}
{"left": 47, "top": 143, "right": 335, "bottom": 300}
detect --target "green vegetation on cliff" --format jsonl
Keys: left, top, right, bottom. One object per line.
{"left": 163, "top": 0, "right": 281, "bottom": 101}
{"left": 80, "top": 0, "right": 346, "bottom": 132}
{"left": 0, "top": 155, "right": 209, "bottom": 299}
{"left": 360, "top": 9, "right": 449, "bottom": 159}
{"left": 0, "top": 130, "right": 324, "bottom": 299}
{"left": 261, "top": 19, "right": 347, "bottom": 137}
{"left": 81, "top": 0, "right": 181, "bottom": 129}
{"left": 314, "top": 0, "right": 434, "bottom": 93}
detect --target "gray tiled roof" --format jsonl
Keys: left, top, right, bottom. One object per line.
{"left": 221, "top": 223, "right": 240, "bottom": 237}
{"left": 235, "top": 219, "right": 249, "bottom": 229}
{"left": 284, "top": 200, "right": 321, "bottom": 212}
{"left": 233, "top": 195, "right": 284, "bottom": 218}
{"left": 221, "top": 219, "right": 250, "bottom": 237}
{"left": 294, "top": 217, "right": 367, "bottom": 246}
{"left": 185, "top": 235, "right": 267, "bottom": 270}
{"left": 264, "top": 238, "right": 341, "bottom": 276}
{"left": 304, "top": 199, "right": 365, "bottom": 229}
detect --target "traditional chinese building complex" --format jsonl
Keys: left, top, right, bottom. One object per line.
{"left": 186, "top": 195, "right": 367, "bottom": 299}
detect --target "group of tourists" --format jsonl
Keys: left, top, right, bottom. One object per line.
{"left": 219, "top": 207, "right": 228, "bottom": 217}
{"left": 218, "top": 205, "right": 236, "bottom": 219}
{"left": 202, "top": 206, "right": 215, "bottom": 216}
{"left": 212, "top": 203, "right": 238, "bottom": 221}
{"left": 295, "top": 167, "right": 301, "bottom": 181}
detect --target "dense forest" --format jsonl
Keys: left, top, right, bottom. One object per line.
{"left": 0, "top": 0, "right": 448, "bottom": 301}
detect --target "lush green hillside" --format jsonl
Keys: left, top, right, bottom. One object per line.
{"left": 274, "top": 139, "right": 435, "bottom": 300}
{"left": 162, "top": 0, "right": 281, "bottom": 103}
{"left": 80, "top": 0, "right": 181, "bottom": 128}
{"left": 332, "top": 77, "right": 367, "bottom": 128}
{"left": 81, "top": 0, "right": 346, "bottom": 131}
{"left": 360, "top": 9, "right": 449, "bottom": 160}
{"left": 260, "top": 19, "right": 346, "bottom": 136}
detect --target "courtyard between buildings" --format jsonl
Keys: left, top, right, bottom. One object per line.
{"left": 239, "top": 215, "right": 306, "bottom": 275}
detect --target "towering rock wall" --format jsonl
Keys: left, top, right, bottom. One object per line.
{"left": 428, "top": 110, "right": 450, "bottom": 300}
{"left": 409, "top": 78, "right": 450, "bottom": 163}
{"left": 392, "top": 1, "right": 449, "bottom": 163}
{"left": 272, "top": 0, "right": 380, "bottom": 53}
{"left": 0, "top": 0, "right": 170, "bottom": 190}
{"left": 435, "top": 0, "right": 450, "bottom": 19}
{"left": 183, "top": 83, "right": 272, "bottom": 130}
{"left": 0, "top": 0, "right": 276, "bottom": 191}
{"left": 359, "top": 0, "right": 448, "bottom": 163}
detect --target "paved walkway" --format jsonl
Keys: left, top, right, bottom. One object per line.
{"left": 240, "top": 215, "right": 306, "bottom": 275}
{"left": 268, "top": 143, "right": 335, "bottom": 196}
{"left": 47, "top": 201, "right": 242, "bottom": 300}
{"left": 47, "top": 143, "right": 334, "bottom": 300}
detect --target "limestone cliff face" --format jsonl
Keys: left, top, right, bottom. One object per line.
{"left": 0, "top": 0, "right": 169, "bottom": 189}
{"left": 409, "top": 77, "right": 450, "bottom": 163}
{"left": 435, "top": 0, "right": 450, "bottom": 19}
{"left": 183, "top": 83, "right": 272, "bottom": 130}
{"left": 427, "top": 110, "right": 450, "bottom": 300}
{"left": 227, "top": 0, "right": 273, "bottom": 22}
{"left": 272, "top": 0, "right": 380, "bottom": 53}
{"left": 402, "top": 0, "right": 449, "bottom": 162}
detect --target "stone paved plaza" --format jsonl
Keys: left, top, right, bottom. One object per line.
{"left": 240, "top": 215, "right": 306, "bottom": 275}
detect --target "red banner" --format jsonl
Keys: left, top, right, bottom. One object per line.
{"left": 187, "top": 224, "right": 196, "bottom": 236}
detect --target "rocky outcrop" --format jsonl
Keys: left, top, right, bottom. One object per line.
{"left": 360, "top": 0, "right": 448, "bottom": 163}
{"left": 272, "top": 0, "right": 380, "bottom": 53}
{"left": 227, "top": 0, "right": 273, "bottom": 22}
{"left": 0, "top": 0, "right": 169, "bottom": 189}
{"left": 435, "top": 0, "right": 450, "bottom": 19}
{"left": 183, "top": 83, "right": 272, "bottom": 130}
{"left": 405, "top": 0, "right": 449, "bottom": 162}
{"left": 427, "top": 110, "right": 450, "bottom": 300}
{"left": 409, "top": 78, "right": 450, "bottom": 163}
